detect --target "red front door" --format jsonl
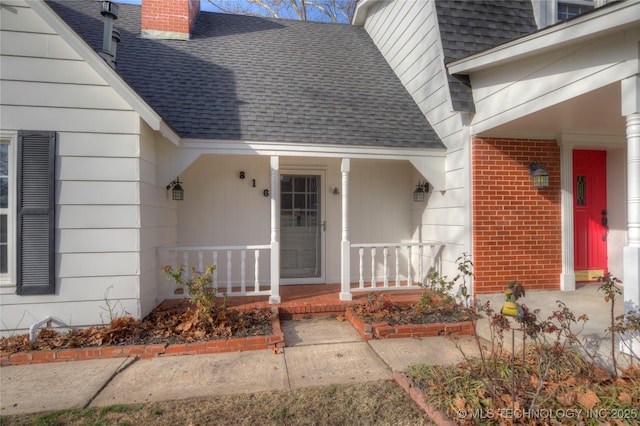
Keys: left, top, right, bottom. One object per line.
{"left": 573, "top": 150, "right": 607, "bottom": 281}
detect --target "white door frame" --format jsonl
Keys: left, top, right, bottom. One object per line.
{"left": 280, "top": 168, "right": 327, "bottom": 285}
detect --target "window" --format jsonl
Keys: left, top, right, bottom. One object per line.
{"left": 0, "top": 135, "right": 15, "bottom": 286}
{"left": 557, "top": 1, "right": 594, "bottom": 21}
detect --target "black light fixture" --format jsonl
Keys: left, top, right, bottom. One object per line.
{"left": 413, "top": 181, "right": 429, "bottom": 202}
{"left": 167, "top": 177, "right": 184, "bottom": 201}
{"left": 529, "top": 162, "right": 549, "bottom": 188}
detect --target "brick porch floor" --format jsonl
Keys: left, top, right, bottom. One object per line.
{"left": 224, "top": 284, "right": 423, "bottom": 318}
{"left": 158, "top": 284, "right": 424, "bottom": 318}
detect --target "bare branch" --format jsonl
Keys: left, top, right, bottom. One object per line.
{"left": 246, "top": 0, "right": 281, "bottom": 18}
{"left": 208, "top": 0, "right": 355, "bottom": 22}
{"left": 306, "top": 1, "right": 337, "bottom": 22}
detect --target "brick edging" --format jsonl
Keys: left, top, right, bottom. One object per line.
{"left": 0, "top": 308, "right": 284, "bottom": 366}
{"left": 345, "top": 307, "right": 475, "bottom": 339}
{"left": 393, "top": 371, "right": 457, "bottom": 426}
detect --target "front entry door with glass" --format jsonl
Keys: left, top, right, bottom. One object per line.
{"left": 280, "top": 175, "right": 322, "bottom": 280}
{"left": 573, "top": 150, "right": 608, "bottom": 281}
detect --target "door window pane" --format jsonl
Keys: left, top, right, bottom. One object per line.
{"left": 0, "top": 214, "right": 6, "bottom": 273}
{"left": 0, "top": 143, "right": 8, "bottom": 274}
{"left": 576, "top": 176, "right": 586, "bottom": 206}
{"left": 294, "top": 176, "right": 306, "bottom": 192}
{"left": 0, "top": 144, "right": 7, "bottom": 209}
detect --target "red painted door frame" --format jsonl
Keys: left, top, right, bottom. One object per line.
{"left": 573, "top": 150, "right": 607, "bottom": 280}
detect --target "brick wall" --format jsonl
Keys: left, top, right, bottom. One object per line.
{"left": 141, "top": 0, "right": 200, "bottom": 36}
{"left": 472, "top": 137, "right": 561, "bottom": 294}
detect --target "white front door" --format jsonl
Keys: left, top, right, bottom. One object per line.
{"left": 280, "top": 173, "right": 324, "bottom": 283}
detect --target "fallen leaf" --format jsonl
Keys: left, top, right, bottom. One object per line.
{"left": 530, "top": 375, "right": 539, "bottom": 387}
{"left": 454, "top": 395, "right": 466, "bottom": 410}
{"left": 592, "top": 367, "right": 611, "bottom": 382}
{"left": 556, "top": 392, "right": 576, "bottom": 407}
{"left": 576, "top": 389, "right": 600, "bottom": 410}
{"left": 336, "top": 315, "right": 346, "bottom": 322}
{"left": 617, "top": 392, "right": 632, "bottom": 403}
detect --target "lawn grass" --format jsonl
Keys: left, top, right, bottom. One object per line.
{"left": 0, "top": 380, "right": 434, "bottom": 426}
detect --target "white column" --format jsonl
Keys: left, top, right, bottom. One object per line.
{"left": 621, "top": 76, "right": 640, "bottom": 356}
{"left": 269, "top": 156, "right": 281, "bottom": 304}
{"left": 559, "top": 142, "right": 576, "bottom": 291}
{"left": 340, "top": 158, "right": 352, "bottom": 301}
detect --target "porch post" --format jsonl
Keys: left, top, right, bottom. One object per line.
{"left": 269, "top": 156, "right": 281, "bottom": 304}
{"left": 340, "top": 158, "right": 352, "bottom": 301}
{"left": 559, "top": 142, "right": 576, "bottom": 291}
{"left": 621, "top": 75, "right": 640, "bottom": 355}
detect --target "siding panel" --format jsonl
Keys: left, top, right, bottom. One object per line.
{"left": 1, "top": 56, "right": 107, "bottom": 85}
{"left": 57, "top": 133, "right": 139, "bottom": 158}
{"left": 1, "top": 106, "right": 138, "bottom": 134}
{"left": 0, "top": 5, "right": 56, "bottom": 34}
{"left": 0, "top": 30, "right": 82, "bottom": 59}
{"left": 57, "top": 205, "right": 140, "bottom": 229}
{"left": 1, "top": 80, "right": 131, "bottom": 110}
{"left": 57, "top": 181, "right": 139, "bottom": 205}
{"left": 58, "top": 252, "right": 139, "bottom": 278}
{"left": 57, "top": 229, "right": 139, "bottom": 253}
{"left": 57, "top": 157, "right": 139, "bottom": 181}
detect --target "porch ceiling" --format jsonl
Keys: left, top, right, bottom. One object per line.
{"left": 479, "top": 82, "right": 626, "bottom": 143}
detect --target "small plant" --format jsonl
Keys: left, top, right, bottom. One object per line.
{"left": 417, "top": 253, "right": 474, "bottom": 311}
{"left": 162, "top": 264, "right": 217, "bottom": 324}
{"left": 599, "top": 273, "right": 640, "bottom": 365}
{"left": 455, "top": 252, "right": 474, "bottom": 307}
{"left": 598, "top": 272, "right": 623, "bottom": 375}
{"left": 99, "top": 285, "right": 131, "bottom": 324}
{"left": 416, "top": 270, "right": 454, "bottom": 312}
{"left": 613, "top": 310, "right": 640, "bottom": 362}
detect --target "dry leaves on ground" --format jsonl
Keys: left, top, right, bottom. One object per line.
{"left": 0, "top": 302, "right": 273, "bottom": 353}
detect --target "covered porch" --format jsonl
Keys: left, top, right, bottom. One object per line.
{"left": 447, "top": 0, "right": 640, "bottom": 356}
{"left": 156, "top": 148, "right": 447, "bottom": 305}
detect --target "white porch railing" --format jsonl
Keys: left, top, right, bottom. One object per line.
{"left": 350, "top": 242, "right": 443, "bottom": 292}
{"left": 157, "top": 245, "right": 272, "bottom": 299}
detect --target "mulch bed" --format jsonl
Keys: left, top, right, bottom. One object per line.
{"left": 352, "top": 302, "right": 476, "bottom": 325}
{"left": 0, "top": 301, "right": 281, "bottom": 365}
{"left": 346, "top": 293, "right": 477, "bottom": 340}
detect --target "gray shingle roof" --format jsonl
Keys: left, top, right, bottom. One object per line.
{"left": 435, "top": 0, "right": 538, "bottom": 112}
{"left": 47, "top": 1, "right": 443, "bottom": 149}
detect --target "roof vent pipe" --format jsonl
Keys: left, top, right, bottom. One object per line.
{"left": 99, "top": 1, "right": 119, "bottom": 68}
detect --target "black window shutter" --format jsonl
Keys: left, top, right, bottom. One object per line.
{"left": 16, "top": 130, "right": 56, "bottom": 295}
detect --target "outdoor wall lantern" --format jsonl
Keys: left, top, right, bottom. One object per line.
{"left": 167, "top": 177, "right": 184, "bottom": 201}
{"left": 413, "top": 181, "right": 430, "bottom": 202}
{"left": 529, "top": 162, "right": 549, "bottom": 188}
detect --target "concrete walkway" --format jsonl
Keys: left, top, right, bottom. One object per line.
{"left": 1, "top": 284, "right": 629, "bottom": 416}
{"left": 1, "top": 317, "right": 478, "bottom": 416}
{"left": 476, "top": 283, "right": 628, "bottom": 369}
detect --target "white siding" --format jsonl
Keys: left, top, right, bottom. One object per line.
{"left": 469, "top": 30, "right": 638, "bottom": 134}
{"left": 364, "top": 0, "right": 464, "bottom": 147}
{"left": 139, "top": 121, "right": 177, "bottom": 318}
{"left": 361, "top": 0, "right": 471, "bottom": 277}
{"left": 0, "top": 2, "right": 144, "bottom": 335}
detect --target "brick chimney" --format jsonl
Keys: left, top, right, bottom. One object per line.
{"left": 141, "top": 0, "right": 200, "bottom": 40}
